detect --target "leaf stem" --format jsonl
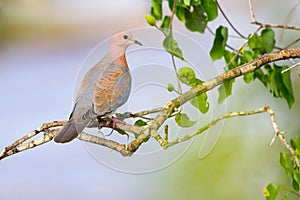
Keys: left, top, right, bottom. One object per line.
{"left": 169, "top": 0, "right": 183, "bottom": 94}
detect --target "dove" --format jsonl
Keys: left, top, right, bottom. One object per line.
{"left": 54, "top": 31, "right": 142, "bottom": 143}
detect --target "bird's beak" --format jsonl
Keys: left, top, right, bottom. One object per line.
{"left": 133, "top": 40, "right": 142, "bottom": 46}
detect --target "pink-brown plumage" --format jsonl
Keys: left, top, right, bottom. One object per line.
{"left": 54, "top": 31, "right": 142, "bottom": 143}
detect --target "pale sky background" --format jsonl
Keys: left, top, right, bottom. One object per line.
{"left": 0, "top": 0, "right": 299, "bottom": 199}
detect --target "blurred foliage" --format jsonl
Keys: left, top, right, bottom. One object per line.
{"left": 146, "top": 0, "right": 300, "bottom": 199}
{"left": 218, "top": 28, "right": 294, "bottom": 108}
{"left": 0, "top": 0, "right": 124, "bottom": 45}
{"left": 265, "top": 137, "right": 300, "bottom": 199}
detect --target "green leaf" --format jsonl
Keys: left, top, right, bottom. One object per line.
{"left": 282, "top": 194, "right": 289, "bottom": 200}
{"left": 281, "top": 67, "right": 295, "bottom": 108}
{"left": 210, "top": 26, "right": 228, "bottom": 61}
{"left": 133, "top": 120, "right": 149, "bottom": 141}
{"left": 134, "top": 119, "right": 147, "bottom": 127}
{"left": 264, "top": 184, "right": 280, "bottom": 200}
{"left": 268, "top": 65, "right": 294, "bottom": 108}
{"left": 224, "top": 50, "right": 238, "bottom": 69}
{"left": 114, "top": 128, "right": 129, "bottom": 140}
{"left": 183, "top": 0, "right": 191, "bottom": 6}
{"left": 268, "top": 67, "right": 279, "bottom": 97}
{"left": 243, "top": 72, "right": 254, "bottom": 83}
{"left": 290, "top": 137, "right": 300, "bottom": 152}
{"left": 115, "top": 112, "right": 131, "bottom": 120}
{"left": 175, "top": 113, "right": 197, "bottom": 127}
{"left": 248, "top": 34, "right": 263, "bottom": 53}
{"left": 160, "top": 15, "right": 171, "bottom": 29}
{"left": 145, "top": 15, "right": 156, "bottom": 26}
{"left": 201, "top": 0, "right": 218, "bottom": 21}
{"left": 191, "top": 0, "right": 202, "bottom": 6}
{"left": 178, "top": 67, "right": 197, "bottom": 85}
{"left": 248, "top": 29, "right": 275, "bottom": 54}
{"left": 218, "top": 79, "right": 234, "bottom": 104}
{"left": 167, "top": 83, "right": 175, "bottom": 92}
{"left": 168, "top": 0, "right": 175, "bottom": 10}
{"left": 254, "top": 68, "right": 269, "bottom": 87}
{"left": 175, "top": 6, "right": 188, "bottom": 22}
{"left": 261, "top": 28, "right": 275, "bottom": 53}
{"left": 280, "top": 152, "right": 291, "bottom": 176}
{"left": 292, "top": 170, "right": 300, "bottom": 191}
{"left": 240, "top": 50, "right": 257, "bottom": 64}
{"left": 151, "top": 0, "right": 163, "bottom": 20}
{"left": 178, "top": 67, "right": 203, "bottom": 87}
{"left": 184, "top": 5, "right": 207, "bottom": 33}
{"left": 190, "top": 94, "right": 209, "bottom": 114}
{"left": 163, "top": 34, "right": 184, "bottom": 60}
{"left": 178, "top": 67, "right": 209, "bottom": 113}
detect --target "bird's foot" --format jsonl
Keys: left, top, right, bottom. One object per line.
{"left": 97, "top": 116, "right": 125, "bottom": 129}
{"left": 110, "top": 116, "right": 126, "bottom": 128}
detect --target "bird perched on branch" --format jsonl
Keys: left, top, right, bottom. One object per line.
{"left": 54, "top": 31, "right": 142, "bottom": 143}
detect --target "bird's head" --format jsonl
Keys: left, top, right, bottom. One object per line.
{"left": 110, "top": 31, "right": 142, "bottom": 49}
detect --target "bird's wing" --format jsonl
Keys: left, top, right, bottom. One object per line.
{"left": 93, "top": 63, "right": 131, "bottom": 116}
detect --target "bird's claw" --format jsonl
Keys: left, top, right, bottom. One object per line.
{"left": 110, "top": 116, "right": 126, "bottom": 128}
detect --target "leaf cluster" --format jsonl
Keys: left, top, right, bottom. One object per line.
{"left": 264, "top": 137, "right": 300, "bottom": 200}
{"left": 168, "top": 67, "right": 209, "bottom": 127}
{"left": 147, "top": 0, "right": 217, "bottom": 32}
{"left": 146, "top": 0, "right": 218, "bottom": 61}
{"left": 211, "top": 27, "right": 294, "bottom": 108}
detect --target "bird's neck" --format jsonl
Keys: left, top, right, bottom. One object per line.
{"left": 107, "top": 46, "right": 128, "bottom": 68}
{"left": 113, "top": 54, "right": 128, "bottom": 68}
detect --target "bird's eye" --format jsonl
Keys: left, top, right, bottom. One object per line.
{"left": 123, "top": 35, "right": 128, "bottom": 40}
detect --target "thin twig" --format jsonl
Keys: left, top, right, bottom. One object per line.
{"left": 163, "top": 106, "right": 268, "bottom": 148}
{"left": 151, "top": 105, "right": 300, "bottom": 169}
{"left": 249, "top": 0, "right": 300, "bottom": 31}
{"left": 3, "top": 120, "right": 65, "bottom": 153}
{"left": 282, "top": 0, "right": 300, "bottom": 28}
{"left": 279, "top": 0, "right": 300, "bottom": 41}
{"left": 0, "top": 120, "right": 65, "bottom": 160}
{"left": 251, "top": 21, "right": 300, "bottom": 31}
{"left": 281, "top": 62, "right": 300, "bottom": 73}
{"left": 284, "top": 37, "right": 300, "bottom": 49}
{"left": 129, "top": 107, "right": 163, "bottom": 119}
{"left": 225, "top": 26, "right": 262, "bottom": 69}
{"left": 0, "top": 128, "right": 60, "bottom": 160}
{"left": 216, "top": 0, "right": 245, "bottom": 38}
{"left": 248, "top": 0, "right": 256, "bottom": 22}
{"left": 265, "top": 106, "right": 300, "bottom": 168}
{"left": 277, "top": 40, "right": 299, "bottom": 71}
{"left": 171, "top": 55, "right": 182, "bottom": 94}
{"left": 78, "top": 132, "right": 132, "bottom": 156}
{"left": 169, "top": 0, "right": 182, "bottom": 94}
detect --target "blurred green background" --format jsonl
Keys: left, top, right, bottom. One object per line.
{"left": 0, "top": 0, "right": 299, "bottom": 199}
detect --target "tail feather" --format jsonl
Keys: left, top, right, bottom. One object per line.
{"left": 54, "top": 119, "right": 80, "bottom": 143}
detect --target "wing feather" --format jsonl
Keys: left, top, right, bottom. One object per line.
{"left": 93, "top": 64, "right": 131, "bottom": 116}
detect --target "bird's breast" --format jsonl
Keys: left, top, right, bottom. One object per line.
{"left": 114, "top": 54, "right": 128, "bottom": 69}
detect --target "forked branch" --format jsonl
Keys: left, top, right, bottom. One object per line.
{"left": 1, "top": 47, "right": 300, "bottom": 162}
{"left": 249, "top": 0, "right": 300, "bottom": 31}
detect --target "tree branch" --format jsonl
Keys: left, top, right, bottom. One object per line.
{"left": 225, "top": 26, "right": 262, "bottom": 69}
{"left": 251, "top": 21, "right": 300, "bottom": 31}
{"left": 249, "top": 0, "right": 300, "bottom": 31}
{"left": 1, "top": 47, "right": 300, "bottom": 161}
{"left": 161, "top": 105, "right": 300, "bottom": 169}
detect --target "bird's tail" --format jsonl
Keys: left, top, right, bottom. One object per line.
{"left": 54, "top": 118, "right": 86, "bottom": 143}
